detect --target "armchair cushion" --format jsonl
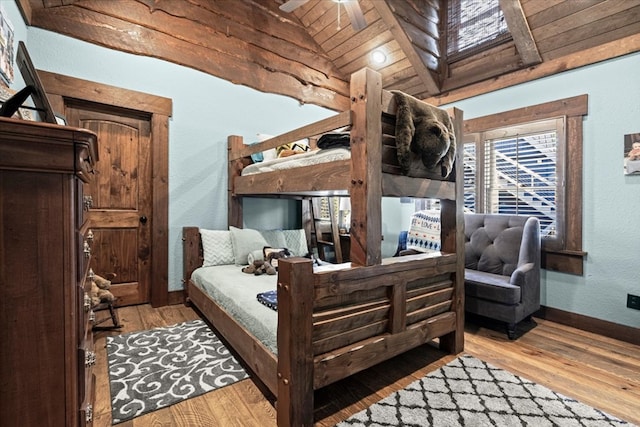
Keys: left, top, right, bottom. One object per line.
{"left": 464, "top": 269, "right": 521, "bottom": 305}
{"left": 465, "top": 215, "right": 526, "bottom": 276}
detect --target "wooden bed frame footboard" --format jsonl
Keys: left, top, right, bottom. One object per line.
{"left": 184, "top": 227, "right": 462, "bottom": 426}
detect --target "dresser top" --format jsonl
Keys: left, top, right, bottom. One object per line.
{"left": 0, "top": 117, "right": 98, "bottom": 179}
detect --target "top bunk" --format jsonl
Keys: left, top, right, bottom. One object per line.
{"left": 228, "top": 67, "right": 463, "bottom": 267}
{"left": 228, "top": 67, "right": 463, "bottom": 201}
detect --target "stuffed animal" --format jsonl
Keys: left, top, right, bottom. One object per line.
{"left": 241, "top": 259, "right": 276, "bottom": 276}
{"left": 390, "top": 90, "right": 456, "bottom": 178}
{"left": 89, "top": 271, "right": 116, "bottom": 307}
{"left": 266, "top": 248, "right": 291, "bottom": 270}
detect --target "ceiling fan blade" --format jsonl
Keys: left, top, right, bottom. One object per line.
{"left": 344, "top": 1, "right": 367, "bottom": 31}
{"left": 279, "top": 0, "right": 311, "bottom": 13}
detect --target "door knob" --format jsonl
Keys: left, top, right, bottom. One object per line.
{"left": 140, "top": 216, "right": 148, "bottom": 224}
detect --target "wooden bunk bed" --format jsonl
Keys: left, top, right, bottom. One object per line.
{"left": 183, "top": 67, "right": 464, "bottom": 426}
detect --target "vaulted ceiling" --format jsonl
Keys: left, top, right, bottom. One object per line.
{"left": 17, "top": 0, "right": 640, "bottom": 111}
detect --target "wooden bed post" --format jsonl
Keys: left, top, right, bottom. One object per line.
{"left": 439, "top": 107, "right": 465, "bottom": 354}
{"left": 349, "top": 68, "right": 383, "bottom": 266}
{"left": 182, "top": 227, "right": 202, "bottom": 287}
{"left": 228, "top": 135, "right": 244, "bottom": 228}
{"left": 277, "top": 257, "right": 315, "bottom": 427}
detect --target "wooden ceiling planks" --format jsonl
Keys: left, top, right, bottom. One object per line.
{"left": 19, "top": 0, "right": 640, "bottom": 109}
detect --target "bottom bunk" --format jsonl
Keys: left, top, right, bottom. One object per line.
{"left": 183, "top": 226, "right": 463, "bottom": 427}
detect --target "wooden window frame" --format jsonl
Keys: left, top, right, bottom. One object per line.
{"left": 463, "top": 95, "right": 588, "bottom": 275}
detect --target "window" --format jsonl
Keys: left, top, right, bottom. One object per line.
{"left": 465, "top": 119, "right": 564, "bottom": 248}
{"left": 463, "top": 96, "right": 588, "bottom": 275}
{"left": 447, "top": 0, "right": 511, "bottom": 62}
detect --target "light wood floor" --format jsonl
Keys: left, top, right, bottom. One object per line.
{"left": 92, "top": 304, "right": 640, "bottom": 426}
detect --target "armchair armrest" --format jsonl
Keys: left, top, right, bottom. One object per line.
{"left": 510, "top": 262, "right": 534, "bottom": 286}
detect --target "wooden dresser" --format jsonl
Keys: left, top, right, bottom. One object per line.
{"left": 0, "top": 117, "right": 99, "bottom": 427}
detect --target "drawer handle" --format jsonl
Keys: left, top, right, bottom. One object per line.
{"left": 84, "top": 293, "right": 92, "bottom": 312}
{"left": 88, "top": 268, "right": 95, "bottom": 280}
{"left": 86, "top": 404, "right": 93, "bottom": 423}
{"left": 86, "top": 229, "right": 94, "bottom": 242}
{"left": 85, "top": 351, "right": 96, "bottom": 367}
{"left": 89, "top": 310, "right": 96, "bottom": 323}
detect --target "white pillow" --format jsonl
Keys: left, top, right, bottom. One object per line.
{"left": 259, "top": 229, "right": 288, "bottom": 249}
{"left": 407, "top": 210, "right": 441, "bottom": 252}
{"left": 282, "top": 229, "right": 309, "bottom": 257}
{"left": 229, "top": 226, "right": 269, "bottom": 265}
{"left": 199, "top": 229, "right": 235, "bottom": 266}
{"left": 257, "top": 133, "right": 277, "bottom": 162}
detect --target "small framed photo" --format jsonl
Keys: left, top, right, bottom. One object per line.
{"left": 624, "top": 133, "right": 640, "bottom": 175}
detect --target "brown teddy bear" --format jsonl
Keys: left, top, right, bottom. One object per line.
{"left": 89, "top": 270, "right": 116, "bottom": 307}
{"left": 241, "top": 259, "right": 276, "bottom": 276}
{"left": 390, "top": 90, "right": 456, "bottom": 178}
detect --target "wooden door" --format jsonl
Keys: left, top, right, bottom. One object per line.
{"left": 66, "top": 103, "right": 152, "bottom": 306}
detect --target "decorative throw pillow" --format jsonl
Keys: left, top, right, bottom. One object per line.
{"left": 259, "top": 229, "right": 288, "bottom": 249}
{"left": 199, "top": 229, "right": 235, "bottom": 266}
{"left": 229, "top": 226, "right": 269, "bottom": 265}
{"left": 281, "top": 229, "right": 309, "bottom": 257}
{"left": 276, "top": 139, "right": 309, "bottom": 158}
{"left": 407, "top": 210, "right": 441, "bottom": 252}
{"left": 257, "top": 133, "right": 277, "bottom": 162}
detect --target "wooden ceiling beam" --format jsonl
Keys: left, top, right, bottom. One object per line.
{"left": 500, "top": 0, "right": 542, "bottom": 66}
{"left": 30, "top": 4, "right": 349, "bottom": 110}
{"left": 372, "top": 0, "right": 440, "bottom": 95}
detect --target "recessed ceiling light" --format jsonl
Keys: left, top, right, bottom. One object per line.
{"left": 371, "top": 50, "right": 387, "bottom": 65}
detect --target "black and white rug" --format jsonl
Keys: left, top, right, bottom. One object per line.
{"left": 338, "top": 354, "right": 631, "bottom": 426}
{"left": 106, "top": 319, "right": 248, "bottom": 424}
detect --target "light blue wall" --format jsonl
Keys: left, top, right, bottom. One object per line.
{"left": 4, "top": 2, "right": 639, "bottom": 328}
{"left": 448, "top": 53, "right": 640, "bottom": 329}
{"left": 2, "top": 2, "right": 333, "bottom": 293}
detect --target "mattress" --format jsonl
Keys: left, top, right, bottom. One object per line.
{"left": 190, "top": 261, "right": 352, "bottom": 355}
{"left": 191, "top": 264, "right": 279, "bottom": 354}
{"left": 242, "top": 147, "right": 350, "bottom": 176}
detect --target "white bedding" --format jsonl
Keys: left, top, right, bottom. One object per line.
{"left": 242, "top": 148, "right": 350, "bottom": 176}
{"left": 191, "top": 265, "right": 279, "bottom": 354}
{"left": 190, "top": 261, "right": 353, "bottom": 355}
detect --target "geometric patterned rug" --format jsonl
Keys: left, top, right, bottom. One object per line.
{"left": 338, "top": 354, "right": 632, "bottom": 426}
{"left": 106, "top": 319, "right": 248, "bottom": 424}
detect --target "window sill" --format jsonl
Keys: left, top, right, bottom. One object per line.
{"left": 542, "top": 249, "right": 587, "bottom": 275}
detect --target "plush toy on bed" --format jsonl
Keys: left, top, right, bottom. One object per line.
{"left": 89, "top": 271, "right": 116, "bottom": 307}
{"left": 264, "top": 247, "right": 291, "bottom": 270}
{"left": 242, "top": 259, "right": 276, "bottom": 276}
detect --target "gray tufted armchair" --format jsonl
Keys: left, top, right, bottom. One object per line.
{"left": 464, "top": 213, "right": 541, "bottom": 339}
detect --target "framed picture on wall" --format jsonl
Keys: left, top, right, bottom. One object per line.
{"left": 624, "top": 133, "right": 640, "bottom": 175}
{"left": 0, "top": 5, "right": 15, "bottom": 85}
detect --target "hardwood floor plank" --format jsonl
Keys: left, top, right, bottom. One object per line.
{"left": 92, "top": 305, "right": 640, "bottom": 426}
{"left": 464, "top": 321, "right": 640, "bottom": 424}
